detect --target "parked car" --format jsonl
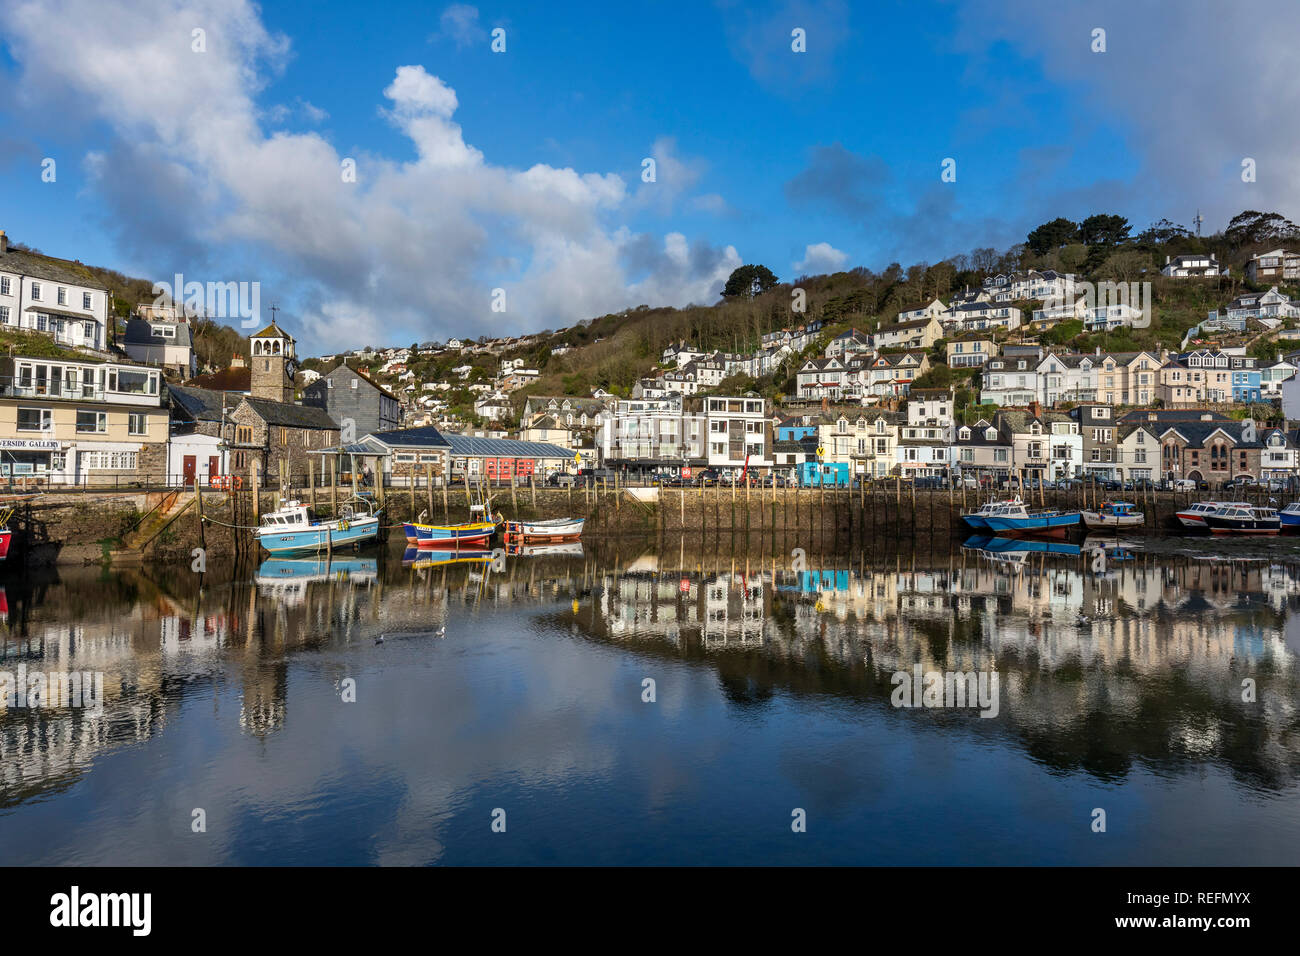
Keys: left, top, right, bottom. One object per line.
{"left": 1170, "top": 478, "right": 1197, "bottom": 492}
{"left": 1056, "top": 477, "right": 1082, "bottom": 489}
{"left": 913, "top": 476, "right": 944, "bottom": 490}
{"left": 547, "top": 472, "right": 576, "bottom": 488}
{"left": 1221, "top": 476, "right": 1258, "bottom": 493}
{"left": 953, "top": 475, "right": 979, "bottom": 489}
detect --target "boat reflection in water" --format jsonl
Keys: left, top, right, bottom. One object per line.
{"left": 401, "top": 546, "right": 494, "bottom": 568}
{"left": 3, "top": 537, "right": 1300, "bottom": 865}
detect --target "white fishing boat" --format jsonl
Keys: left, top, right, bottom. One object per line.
{"left": 503, "top": 517, "right": 585, "bottom": 542}
{"left": 1081, "top": 501, "right": 1144, "bottom": 530}
{"left": 255, "top": 496, "right": 381, "bottom": 554}
{"left": 1175, "top": 500, "right": 1249, "bottom": 529}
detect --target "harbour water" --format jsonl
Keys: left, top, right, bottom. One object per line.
{"left": 2, "top": 535, "right": 1298, "bottom": 865}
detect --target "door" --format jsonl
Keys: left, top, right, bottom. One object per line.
{"left": 182, "top": 455, "right": 196, "bottom": 487}
{"left": 208, "top": 456, "right": 220, "bottom": 485}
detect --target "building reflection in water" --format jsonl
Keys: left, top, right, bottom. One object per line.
{"left": 1, "top": 535, "right": 1299, "bottom": 807}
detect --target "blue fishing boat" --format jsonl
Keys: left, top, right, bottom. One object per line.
{"left": 255, "top": 497, "right": 381, "bottom": 554}
{"left": 982, "top": 501, "right": 1080, "bottom": 535}
{"left": 1279, "top": 502, "right": 1300, "bottom": 528}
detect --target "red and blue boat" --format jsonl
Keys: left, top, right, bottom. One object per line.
{"left": 403, "top": 519, "right": 497, "bottom": 547}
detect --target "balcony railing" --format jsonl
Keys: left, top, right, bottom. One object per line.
{"left": 7, "top": 382, "right": 105, "bottom": 401}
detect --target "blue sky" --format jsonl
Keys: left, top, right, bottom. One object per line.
{"left": 2, "top": 0, "right": 1296, "bottom": 354}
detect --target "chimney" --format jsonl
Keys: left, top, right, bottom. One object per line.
{"left": 0, "top": 230, "right": 7, "bottom": 253}
{"left": 1028, "top": 400, "right": 1041, "bottom": 419}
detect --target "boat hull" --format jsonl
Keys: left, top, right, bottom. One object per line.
{"left": 1081, "top": 515, "right": 1145, "bottom": 530}
{"left": 984, "top": 512, "right": 1080, "bottom": 534}
{"left": 1175, "top": 511, "right": 1209, "bottom": 528}
{"left": 960, "top": 514, "right": 990, "bottom": 530}
{"left": 0, "top": 530, "right": 10, "bottom": 561}
{"left": 1279, "top": 510, "right": 1300, "bottom": 528}
{"left": 1204, "top": 515, "right": 1281, "bottom": 534}
{"left": 412, "top": 521, "right": 496, "bottom": 547}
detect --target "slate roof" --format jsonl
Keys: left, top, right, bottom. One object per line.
{"left": 1117, "top": 408, "right": 1231, "bottom": 424}
{"left": 123, "top": 317, "right": 194, "bottom": 348}
{"left": 169, "top": 385, "right": 240, "bottom": 422}
{"left": 240, "top": 396, "right": 339, "bottom": 430}
{"left": 0, "top": 244, "right": 109, "bottom": 289}
{"left": 1158, "top": 420, "right": 1263, "bottom": 449}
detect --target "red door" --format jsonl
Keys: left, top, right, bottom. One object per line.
{"left": 207, "top": 457, "right": 220, "bottom": 485}
{"left": 182, "top": 455, "right": 196, "bottom": 487}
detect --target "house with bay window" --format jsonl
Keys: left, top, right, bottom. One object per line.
{"left": 0, "top": 231, "right": 111, "bottom": 352}
{"left": 0, "top": 353, "right": 168, "bottom": 484}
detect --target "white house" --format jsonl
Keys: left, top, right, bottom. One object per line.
{"left": 1160, "top": 254, "right": 1222, "bottom": 278}
{"left": 0, "top": 232, "right": 111, "bottom": 352}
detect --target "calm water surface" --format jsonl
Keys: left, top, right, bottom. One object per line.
{"left": 2, "top": 534, "right": 1299, "bottom": 865}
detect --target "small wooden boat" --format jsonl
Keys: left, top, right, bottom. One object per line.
{"left": 1081, "top": 501, "right": 1144, "bottom": 530}
{"left": 503, "top": 517, "right": 584, "bottom": 542}
{"left": 982, "top": 501, "right": 1080, "bottom": 535}
{"left": 1204, "top": 504, "right": 1281, "bottom": 535}
{"left": 256, "top": 497, "right": 380, "bottom": 554}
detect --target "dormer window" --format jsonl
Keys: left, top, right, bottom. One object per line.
{"left": 959, "top": 427, "right": 970, "bottom": 441}
{"left": 984, "top": 428, "right": 997, "bottom": 441}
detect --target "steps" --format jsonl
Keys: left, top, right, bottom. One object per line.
{"left": 116, "top": 490, "right": 193, "bottom": 555}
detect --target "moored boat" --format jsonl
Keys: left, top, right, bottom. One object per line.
{"left": 407, "top": 520, "right": 497, "bottom": 547}
{"left": 1279, "top": 502, "right": 1300, "bottom": 529}
{"left": 1204, "top": 504, "right": 1281, "bottom": 535}
{"left": 503, "top": 517, "right": 584, "bottom": 542}
{"left": 1175, "top": 500, "right": 1227, "bottom": 529}
{"left": 960, "top": 495, "right": 1023, "bottom": 530}
{"left": 401, "top": 546, "right": 494, "bottom": 568}
{"left": 255, "top": 497, "right": 381, "bottom": 554}
{"left": 1081, "top": 500, "right": 1144, "bottom": 531}
{"left": 981, "top": 501, "right": 1080, "bottom": 535}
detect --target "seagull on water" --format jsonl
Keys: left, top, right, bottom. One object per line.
{"left": 375, "top": 635, "right": 385, "bottom": 645}
{"left": 435, "top": 625, "right": 447, "bottom": 638}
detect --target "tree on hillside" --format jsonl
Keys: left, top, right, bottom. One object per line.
{"left": 1026, "top": 218, "right": 1079, "bottom": 256}
{"left": 1224, "top": 210, "right": 1300, "bottom": 248}
{"left": 1136, "top": 218, "right": 1191, "bottom": 245}
{"left": 721, "top": 264, "right": 779, "bottom": 299}
{"left": 1078, "top": 214, "right": 1131, "bottom": 247}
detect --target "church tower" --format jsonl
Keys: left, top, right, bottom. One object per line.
{"left": 249, "top": 320, "right": 297, "bottom": 404}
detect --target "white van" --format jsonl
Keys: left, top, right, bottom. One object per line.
{"left": 1172, "top": 478, "right": 1197, "bottom": 492}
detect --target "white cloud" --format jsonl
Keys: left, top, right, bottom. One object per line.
{"left": 794, "top": 241, "right": 848, "bottom": 274}
{"left": 432, "top": 3, "right": 486, "bottom": 49}
{"left": 2, "top": 0, "right": 737, "bottom": 352}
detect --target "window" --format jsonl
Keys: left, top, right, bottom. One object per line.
{"left": 0, "top": 306, "right": 8, "bottom": 324}
{"left": 0, "top": 277, "right": 9, "bottom": 295}
{"left": 76, "top": 410, "right": 107, "bottom": 433}
{"left": 17, "top": 407, "right": 51, "bottom": 432}
{"left": 128, "top": 413, "right": 148, "bottom": 436}
{"left": 83, "top": 292, "right": 93, "bottom": 310}
{"left": 57, "top": 287, "right": 67, "bottom": 305}
{"left": 31, "top": 282, "right": 42, "bottom": 301}
{"left": 83, "top": 321, "right": 95, "bottom": 340}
